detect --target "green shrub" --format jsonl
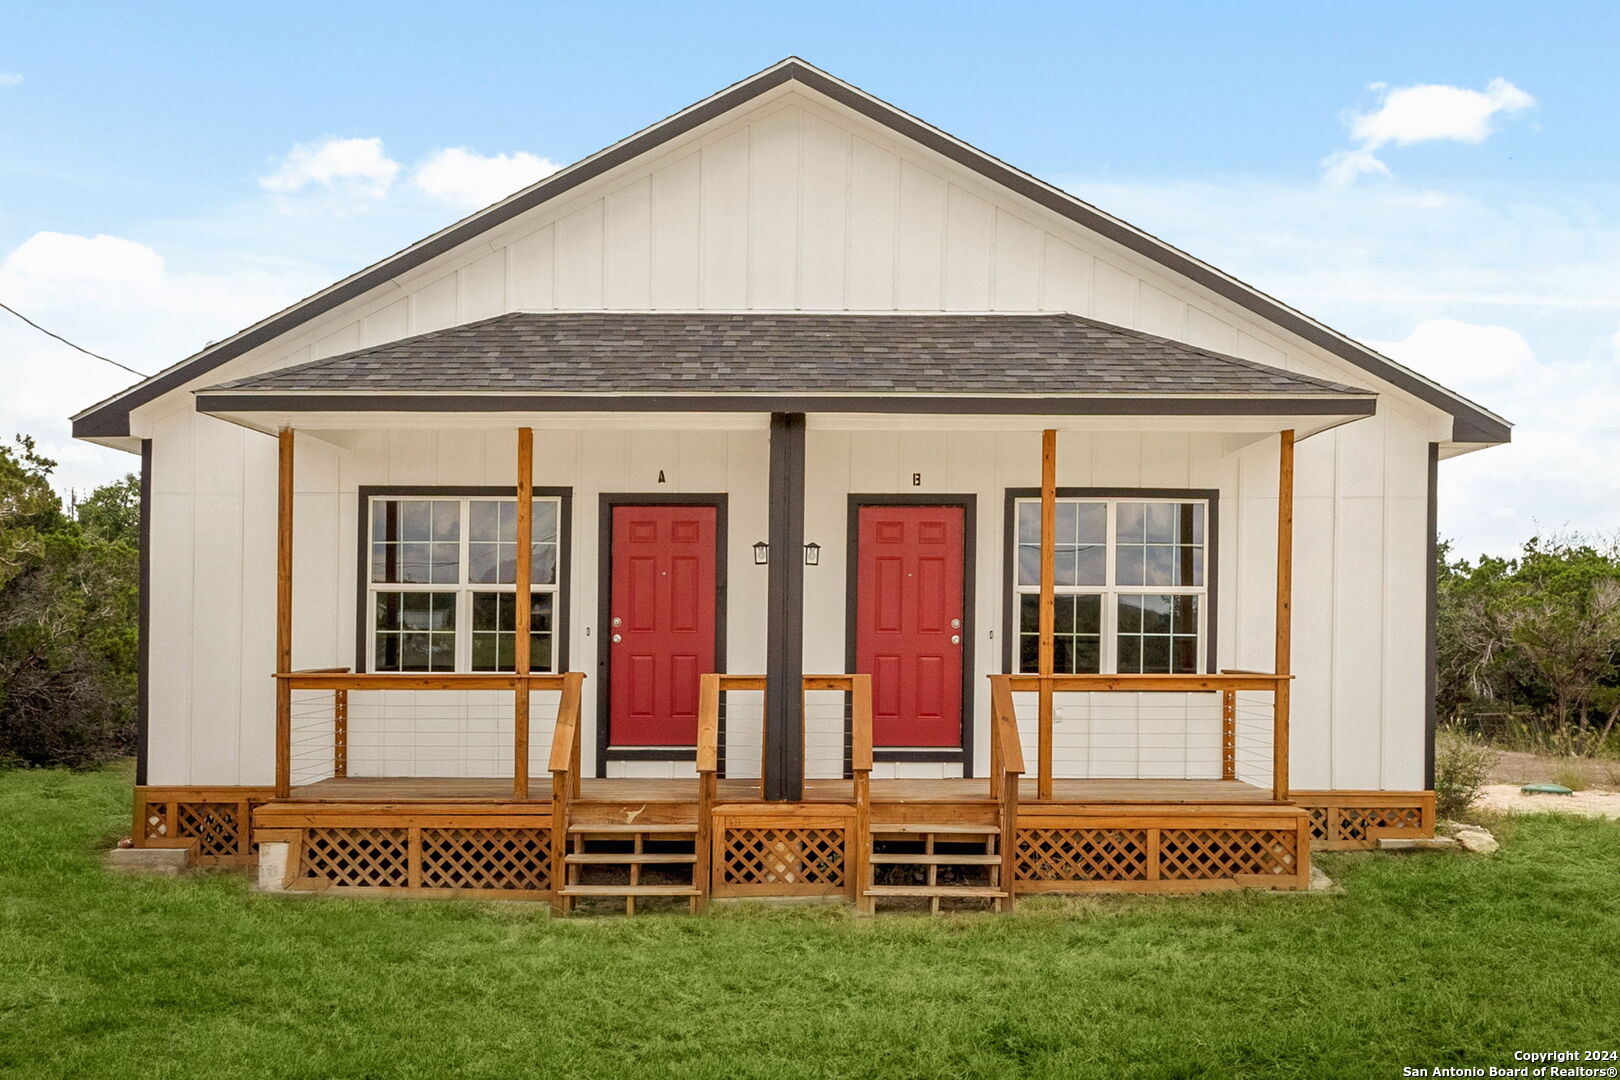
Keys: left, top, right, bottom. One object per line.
{"left": 1435, "top": 725, "right": 1498, "bottom": 818}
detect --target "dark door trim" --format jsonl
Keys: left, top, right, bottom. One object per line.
{"left": 845, "top": 494, "right": 977, "bottom": 775}
{"left": 595, "top": 493, "right": 728, "bottom": 773}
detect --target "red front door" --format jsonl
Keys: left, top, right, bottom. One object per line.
{"left": 608, "top": 505, "right": 718, "bottom": 746}
{"left": 855, "top": 505, "right": 965, "bottom": 747}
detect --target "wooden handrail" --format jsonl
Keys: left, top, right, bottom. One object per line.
{"left": 849, "top": 675, "right": 873, "bottom": 774}
{"left": 275, "top": 672, "right": 575, "bottom": 691}
{"left": 546, "top": 673, "right": 585, "bottom": 774}
{"left": 988, "top": 676, "right": 1026, "bottom": 778}
{"left": 999, "top": 673, "right": 1290, "bottom": 693}
{"left": 697, "top": 674, "right": 721, "bottom": 775}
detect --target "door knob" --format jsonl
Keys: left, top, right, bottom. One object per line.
{"left": 951, "top": 634, "right": 961, "bottom": 645}
{"left": 612, "top": 634, "right": 622, "bottom": 644}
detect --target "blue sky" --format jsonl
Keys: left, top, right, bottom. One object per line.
{"left": 2, "top": 1, "right": 1617, "bottom": 555}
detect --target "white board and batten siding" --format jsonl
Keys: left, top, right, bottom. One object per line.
{"left": 133, "top": 81, "right": 1443, "bottom": 792}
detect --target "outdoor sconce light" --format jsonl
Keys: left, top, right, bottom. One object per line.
{"left": 803, "top": 542, "right": 821, "bottom": 566}
{"left": 753, "top": 540, "right": 770, "bottom": 565}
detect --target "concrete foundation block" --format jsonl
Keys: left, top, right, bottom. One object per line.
{"left": 105, "top": 846, "right": 191, "bottom": 876}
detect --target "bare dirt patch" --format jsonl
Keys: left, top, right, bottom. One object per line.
{"left": 1475, "top": 784, "right": 1620, "bottom": 819}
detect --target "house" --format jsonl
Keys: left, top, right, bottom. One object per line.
{"left": 73, "top": 58, "right": 1506, "bottom": 911}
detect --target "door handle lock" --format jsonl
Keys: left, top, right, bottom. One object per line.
{"left": 950, "top": 618, "right": 961, "bottom": 629}
{"left": 611, "top": 616, "right": 622, "bottom": 627}
{"left": 612, "top": 634, "right": 622, "bottom": 644}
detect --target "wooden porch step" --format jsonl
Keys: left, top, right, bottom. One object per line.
{"left": 564, "top": 852, "right": 697, "bottom": 865}
{"left": 871, "top": 823, "right": 1001, "bottom": 835}
{"left": 567, "top": 824, "right": 697, "bottom": 834}
{"left": 869, "top": 852, "right": 1001, "bottom": 866}
{"left": 559, "top": 884, "right": 702, "bottom": 897}
{"left": 863, "top": 885, "right": 1008, "bottom": 899}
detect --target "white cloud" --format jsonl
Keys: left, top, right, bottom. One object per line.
{"left": 1369, "top": 318, "right": 1620, "bottom": 557}
{"left": 0, "top": 228, "right": 330, "bottom": 497}
{"left": 413, "top": 147, "right": 560, "bottom": 210}
{"left": 1369, "top": 318, "right": 1536, "bottom": 389}
{"left": 0, "top": 73, "right": 22, "bottom": 88}
{"left": 1057, "top": 171, "right": 1620, "bottom": 555}
{"left": 260, "top": 136, "right": 401, "bottom": 201}
{"left": 3, "top": 231, "right": 165, "bottom": 284}
{"left": 1322, "top": 78, "right": 1535, "bottom": 187}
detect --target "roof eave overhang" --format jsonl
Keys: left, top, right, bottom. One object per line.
{"left": 195, "top": 391, "right": 1376, "bottom": 418}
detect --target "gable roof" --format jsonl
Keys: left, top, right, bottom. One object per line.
{"left": 196, "top": 311, "right": 1376, "bottom": 414}
{"left": 72, "top": 57, "right": 1508, "bottom": 444}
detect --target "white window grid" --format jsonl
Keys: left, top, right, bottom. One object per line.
{"left": 365, "top": 495, "right": 562, "bottom": 674}
{"left": 1011, "top": 497, "right": 1209, "bottom": 675}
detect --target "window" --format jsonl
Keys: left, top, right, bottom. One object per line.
{"left": 366, "top": 494, "right": 564, "bottom": 673}
{"left": 1011, "top": 496, "right": 1209, "bottom": 675}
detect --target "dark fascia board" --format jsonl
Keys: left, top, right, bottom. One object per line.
{"left": 195, "top": 392, "right": 1377, "bottom": 418}
{"left": 73, "top": 57, "right": 1507, "bottom": 444}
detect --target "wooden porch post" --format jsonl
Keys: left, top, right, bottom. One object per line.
{"left": 275, "top": 428, "right": 294, "bottom": 799}
{"left": 514, "top": 427, "right": 534, "bottom": 800}
{"left": 1038, "top": 429, "right": 1056, "bottom": 801}
{"left": 1273, "top": 429, "right": 1295, "bottom": 801}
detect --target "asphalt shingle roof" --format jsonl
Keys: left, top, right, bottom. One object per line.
{"left": 203, "top": 312, "right": 1372, "bottom": 399}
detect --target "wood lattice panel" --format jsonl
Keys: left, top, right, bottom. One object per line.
{"left": 420, "top": 828, "right": 550, "bottom": 892}
{"left": 300, "top": 827, "right": 410, "bottom": 888}
{"left": 1014, "top": 828, "right": 1149, "bottom": 882}
{"left": 175, "top": 803, "right": 243, "bottom": 859}
{"left": 1158, "top": 828, "right": 1297, "bottom": 880}
{"left": 142, "top": 802, "right": 171, "bottom": 840}
{"left": 1293, "top": 793, "right": 1434, "bottom": 850}
{"left": 717, "top": 825, "right": 847, "bottom": 895}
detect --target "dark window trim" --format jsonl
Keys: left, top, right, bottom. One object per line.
{"left": 845, "top": 494, "right": 977, "bottom": 776}
{"left": 595, "top": 493, "right": 729, "bottom": 773}
{"left": 1425, "top": 443, "right": 1439, "bottom": 790}
{"left": 353, "top": 485, "right": 573, "bottom": 675}
{"left": 135, "top": 439, "right": 152, "bottom": 786}
{"left": 1000, "top": 488, "right": 1220, "bottom": 677}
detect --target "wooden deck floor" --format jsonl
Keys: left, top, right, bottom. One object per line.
{"left": 288, "top": 775, "right": 1276, "bottom": 805}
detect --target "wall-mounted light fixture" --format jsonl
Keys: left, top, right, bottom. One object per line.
{"left": 803, "top": 542, "right": 821, "bottom": 566}
{"left": 753, "top": 540, "right": 770, "bottom": 565}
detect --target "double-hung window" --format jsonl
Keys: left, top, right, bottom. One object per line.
{"left": 366, "top": 494, "right": 564, "bottom": 673}
{"left": 1011, "top": 496, "right": 1210, "bottom": 675}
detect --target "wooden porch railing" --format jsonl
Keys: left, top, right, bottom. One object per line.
{"left": 993, "top": 671, "right": 1292, "bottom": 801}
{"left": 546, "top": 671, "right": 586, "bottom": 913}
{"left": 273, "top": 670, "right": 586, "bottom": 799}
{"left": 987, "top": 674, "right": 1026, "bottom": 911}
{"left": 697, "top": 673, "right": 875, "bottom": 910}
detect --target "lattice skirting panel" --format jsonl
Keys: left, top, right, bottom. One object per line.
{"left": 256, "top": 810, "right": 554, "bottom": 898}
{"left": 1291, "top": 791, "right": 1436, "bottom": 850}
{"left": 711, "top": 807, "right": 853, "bottom": 898}
{"left": 1012, "top": 809, "right": 1312, "bottom": 893}
{"left": 133, "top": 787, "right": 276, "bottom": 867}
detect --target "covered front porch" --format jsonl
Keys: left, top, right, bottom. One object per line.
{"left": 143, "top": 311, "right": 1407, "bottom": 907}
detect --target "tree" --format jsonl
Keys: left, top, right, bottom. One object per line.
{"left": 0, "top": 437, "right": 139, "bottom": 768}
{"left": 1436, "top": 532, "right": 1620, "bottom": 750}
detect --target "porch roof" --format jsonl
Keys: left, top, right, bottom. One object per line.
{"left": 194, "top": 312, "right": 1377, "bottom": 419}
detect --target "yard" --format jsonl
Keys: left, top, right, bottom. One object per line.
{"left": 2, "top": 766, "right": 1616, "bottom": 1080}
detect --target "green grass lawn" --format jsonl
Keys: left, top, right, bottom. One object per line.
{"left": 2, "top": 766, "right": 1616, "bottom": 1080}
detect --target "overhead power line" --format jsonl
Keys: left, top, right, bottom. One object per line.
{"left": 0, "top": 300, "right": 148, "bottom": 377}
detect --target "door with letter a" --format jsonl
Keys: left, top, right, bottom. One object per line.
{"left": 607, "top": 504, "right": 718, "bottom": 748}
{"left": 854, "top": 504, "right": 967, "bottom": 748}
